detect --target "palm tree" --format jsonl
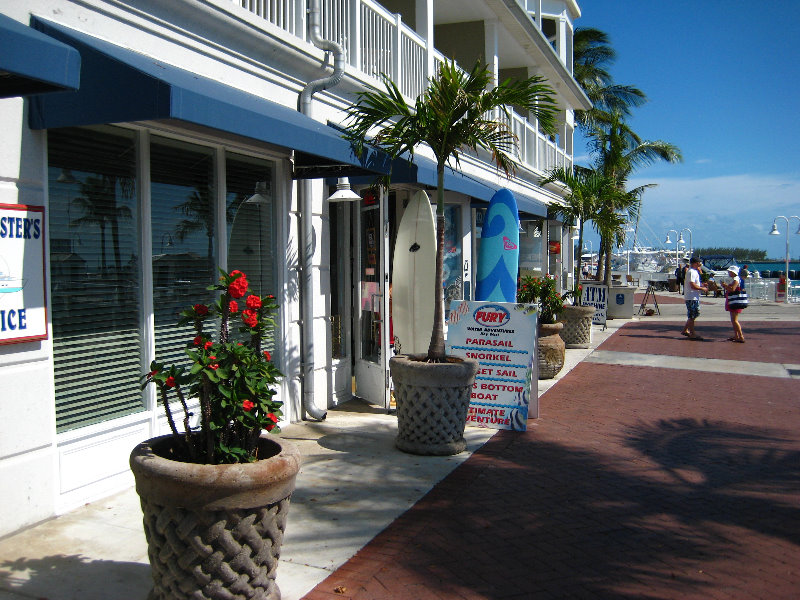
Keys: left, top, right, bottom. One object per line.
{"left": 71, "top": 175, "right": 133, "bottom": 273}
{"left": 587, "top": 110, "right": 682, "bottom": 284}
{"left": 573, "top": 28, "right": 646, "bottom": 130}
{"left": 540, "top": 165, "right": 618, "bottom": 283}
{"left": 345, "top": 59, "right": 558, "bottom": 361}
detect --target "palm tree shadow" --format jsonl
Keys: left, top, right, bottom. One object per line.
{"left": 624, "top": 418, "right": 800, "bottom": 544}
{"left": 0, "top": 554, "right": 151, "bottom": 600}
{"left": 368, "top": 417, "right": 800, "bottom": 599}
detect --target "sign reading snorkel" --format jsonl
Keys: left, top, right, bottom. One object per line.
{"left": 446, "top": 300, "right": 538, "bottom": 431}
{"left": 0, "top": 204, "right": 47, "bottom": 344}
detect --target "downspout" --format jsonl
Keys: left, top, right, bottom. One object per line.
{"left": 296, "top": 0, "right": 346, "bottom": 421}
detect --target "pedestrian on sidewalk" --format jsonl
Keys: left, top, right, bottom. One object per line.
{"left": 721, "top": 265, "right": 747, "bottom": 342}
{"left": 682, "top": 256, "right": 708, "bottom": 340}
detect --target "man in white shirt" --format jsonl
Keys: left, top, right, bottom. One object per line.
{"left": 681, "top": 256, "right": 709, "bottom": 340}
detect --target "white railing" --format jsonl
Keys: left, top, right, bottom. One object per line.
{"left": 237, "top": 0, "right": 301, "bottom": 36}
{"left": 233, "top": 0, "right": 572, "bottom": 175}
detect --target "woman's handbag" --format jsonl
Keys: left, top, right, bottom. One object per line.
{"left": 727, "top": 281, "right": 748, "bottom": 309}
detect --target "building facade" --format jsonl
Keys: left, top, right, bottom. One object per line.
{"left": 0, "top": 0, "right": 589, "bottom": 536}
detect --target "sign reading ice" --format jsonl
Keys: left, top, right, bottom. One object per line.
{"left": 0, "top": 204, "right": 47, "bottom": 344}
{"left": 446, "top": 300, "right": 538, "bottom": 431}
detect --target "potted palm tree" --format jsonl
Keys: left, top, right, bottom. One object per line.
{"left": 345, "top": 59, "right": 557, "bottom": 454}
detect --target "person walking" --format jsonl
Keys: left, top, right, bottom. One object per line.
{"left": 681, "top": 256, "right": 708, "bottom": 340}
{"left": 722, "top": 265, "right": 747, "bottom": 342}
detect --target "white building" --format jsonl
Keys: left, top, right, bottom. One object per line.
{"left": 0, "top": 0, "right": 590, "bottom": 536}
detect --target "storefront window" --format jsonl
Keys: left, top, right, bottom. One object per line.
{"left": 519, "top": 220, "right": 544, "bottom": 277}
{"left": 226, "top": 152, "right": 278, "bottom": 351}
{"left": 150, "top": 137, "right": 217, "bottom": 368}
{"left": 48, "top": 126, "right": 143, "bottom": 431}
{"left": 48, "top": 127, "right": 280, "bottom": 432}
{"left": 443, "top": 205, "right": 462, "bottom": 312}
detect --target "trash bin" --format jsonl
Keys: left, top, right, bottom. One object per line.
{"left": 607, "top": 286, "right": 635, "bottom": 319}
{"left": 668, "top": 277, "right": 678, "bottom": 292}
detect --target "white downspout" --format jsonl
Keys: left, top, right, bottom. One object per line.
{"left": 296, "top": 0, "right": 347, "bottom": 421}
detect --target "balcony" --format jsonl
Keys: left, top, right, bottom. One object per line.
{"left": 233, "top": 0, "right": 576, "bottom": 174}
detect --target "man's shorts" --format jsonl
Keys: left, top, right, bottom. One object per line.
{"left": 685, "top": 299, "right": 700, "bottom": 319}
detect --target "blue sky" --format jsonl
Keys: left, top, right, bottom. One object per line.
{"left": 573, "top": 0, "right": 800, "bottom": 260}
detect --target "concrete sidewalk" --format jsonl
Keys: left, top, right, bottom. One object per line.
{"left": 0, "top": 293, "right": 797, "bottom": 599}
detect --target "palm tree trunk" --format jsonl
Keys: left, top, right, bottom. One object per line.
{"left": 427, "top": 166, "right": 447, "bottom": 361}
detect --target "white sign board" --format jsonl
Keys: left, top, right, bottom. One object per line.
{"left": 0, "top": 204, "right": 47, "bottom": 344}
{"left": 581, "top": 282, "right": 608, "bottom": 325}
{"left": 446, "top": 300, "right": 538, "bottom": 431}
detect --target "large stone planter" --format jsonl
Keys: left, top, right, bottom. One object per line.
{"left": 559, "top": 304, "right": 595, "bottom": 349}
{"left": 538, "top": 322, "right": 566, "bottom": 379}
{"left": 130, "top": 434, "right": 301, "bottom": 600}
{"left": 390, "top": 354, "right": 479, "bottom": 456}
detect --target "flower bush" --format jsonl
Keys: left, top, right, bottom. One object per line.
{"left": 141, "top": 269, "right": 282, "bottom": 464}
{"left": 517, "top": 274, "right": 564, "bottom": 324}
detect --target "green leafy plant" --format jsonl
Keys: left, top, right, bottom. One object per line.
{"left": 141, "top": 269, "right": 282, "bottom": 464}
{"left": 517, "top": 274, "right": 564, "bottom": 324}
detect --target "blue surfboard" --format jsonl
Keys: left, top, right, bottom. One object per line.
{"left": 475, "top": 188, "right": 520, "bottom": 302}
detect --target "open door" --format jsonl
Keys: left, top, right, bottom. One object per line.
{"left": 353, "top": 188, "right": 390, "bottom": 409}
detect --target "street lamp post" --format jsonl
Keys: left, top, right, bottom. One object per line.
{"left": 582, "top": 240, "right": 593, "bottom": 278}
{"left": 664, "top": 229, "right": 680, "bottom": 268}
{"left": 679, "top": 228, "right": 693, "bottom": 259}
{"left": 769, "top": 215, "right": 800, "bottom": 304}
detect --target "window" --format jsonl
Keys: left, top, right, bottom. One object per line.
{"left": 48, "top": 126, "right": 281, "bottom": 432}
{"left": 48, "top": 126, "right": 143, "bottom": 431}
{"left": 150, "top": 137, "right": 217, "bottom": 368}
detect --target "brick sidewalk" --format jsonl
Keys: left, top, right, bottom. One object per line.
{"left": 302, "top": 321, "right": 800, "bottom": 600}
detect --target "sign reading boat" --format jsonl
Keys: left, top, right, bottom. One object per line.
{"left": 0, "top": 204, "right": 47, "bottom": 345}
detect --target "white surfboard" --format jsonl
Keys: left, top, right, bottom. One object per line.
{"left": 392, "top": 190, "right": 436, "bottom": 356}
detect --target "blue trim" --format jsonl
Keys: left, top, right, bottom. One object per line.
{"left": 353, "top": 153, "right": 548, "bottom": 217}
{"left": 27, "top": 18, "right": 389, "bottom": 177}
{"left": 0, "top": 14, "right": 80, "bottom": 98}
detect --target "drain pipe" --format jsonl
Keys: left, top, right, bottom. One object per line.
{"left": 296, "top": 0, "right": 346, "bottom": 421}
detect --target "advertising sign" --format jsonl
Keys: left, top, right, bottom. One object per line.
{"left": 0, "top": 204, "right": 47, "bottom": 344}
{"left": 581, "top": 282, "right": 608, "bottom": 325}
{"left": 446, "top": 300, "right": 538, "bottom": 431}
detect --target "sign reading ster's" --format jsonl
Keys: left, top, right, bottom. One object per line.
{"left": 447, "top": 300, "right": 538, "bottom": 431}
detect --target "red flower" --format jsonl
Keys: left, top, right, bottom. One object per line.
{"left": 242, "top": 399, "right": 255, "bottom": 412}
{"left": 209, "top": 364, "right": 219, "bottom": 370}
{"left": 204, "top": 341, "right": 213, "bottom": 350}
{"left": 148, "top": 369, "right": 159, "bottom": 378}
{"left": 228, "top": 271, "right": 249, "bottom": 298}
{"left": 263, "top": 351, "right": 271, "bottom": 362}
{"left": 193, "top": 304, "right": 209, "bottom": 316}
{"left": 193, "top": 336, "right": 203, "bottom": 346}
{"left": 242, "top": 309, "right": 258, "bottom": 328}
{"left": 165, "top": 376, "right": 176, "bottom": 388}
{"left": 246, "top": 295, "right": 262, "bottom": 310}
{"left": 265, "top": 412, "right": 278, "bottom": 431}
{"left": 229, "top": 300, "right": 239, "bottom": 314}
{"left": 208, "top": 356, "right": 216, "bottom": 361}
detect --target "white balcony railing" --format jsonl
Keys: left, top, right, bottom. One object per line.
{"left": 234, "top": 0, "right": 571, "bottom": 175}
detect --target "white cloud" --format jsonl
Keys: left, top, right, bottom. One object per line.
{"left": 625, "top": 174, "right": 800, "bottom": 257}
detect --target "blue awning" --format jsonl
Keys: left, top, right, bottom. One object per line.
{"left": 351, "top": 154, "right": 548, "bottom": 217}
{"left": 0, "top": 14, "right": 80, "bottom": 98}
{"left": 27, "top": 18, "right": 390, "bottom": 178}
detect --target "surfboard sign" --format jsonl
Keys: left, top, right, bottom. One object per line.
{"left": 475, "top": 188, "right": 519, "bottom": 302}
{"left": 391, "top": 190, "right": 436, "bottom": 356}
{"left": 446, "top": 299, "right": 539, "bottom": 430}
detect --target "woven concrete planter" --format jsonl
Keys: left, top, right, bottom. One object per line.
{"left": 130, "top": 434, "right": 301, "bottom": 600}
{"left": 538, "top": 322, "right": 565, "bottom": 379}
{"left": 559, "top": 304, "right": 595, "bottom": 349}
{"left": 390, "top": 354, "right": 479, "bottom": 456}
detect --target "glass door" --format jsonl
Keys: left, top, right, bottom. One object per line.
{"left": 353, "top": 188, "right": 390, "bottom": 409}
